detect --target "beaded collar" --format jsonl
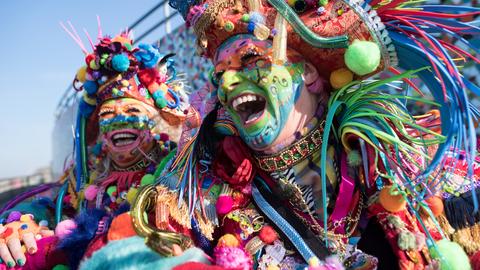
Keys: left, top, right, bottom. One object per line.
{"left": 253, "top": 120, "right": 325, "bottom": 172}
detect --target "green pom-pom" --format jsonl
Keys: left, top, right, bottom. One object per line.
{"left": 344, "top": 40, "right": 381, "bottom": 76}
{"left": 52, "top": 264, "right": 69, "bottom": 270}
{"left": 347, "top": 150, "right": 361, "bottom": 167}
{"left": 429, "top": 239, "right": 471, "bottom": 270}
{"left": 318, "top": 0, "right": 328, "bottom": 6}
{"left": 106, "top": 186, "right": 117, "bottom": 197}
{"left": 241, "top": 14, "right": 250, "bottom": 22}
{"left": 141, "top": 174, "right": 155, "bottom": 186}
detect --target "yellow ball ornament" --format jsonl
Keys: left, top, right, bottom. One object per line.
{"left": 76, "top": 66, "right": 88, "bottom": 83}
{"left": 330, "top": 68, "right": 353, "bottom": 89}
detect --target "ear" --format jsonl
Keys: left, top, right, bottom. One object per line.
{"left": 303, "top": 61, "right": 327, "bottom": 94}
{"left": 303, "top": 61, "right": 319, "bottom": 85}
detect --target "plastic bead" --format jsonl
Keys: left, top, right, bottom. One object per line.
{"left": 330, "top": 68, "right": 353, "bottom": 89}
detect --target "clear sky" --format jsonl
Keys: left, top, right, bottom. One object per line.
{"left": 0, "top": 1, "right": 178, "bottom": 178}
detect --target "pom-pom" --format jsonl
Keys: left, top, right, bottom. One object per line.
{"left": 141, "top": 174, "right": 155, "bottom": 186}
{"left": 344, "top": 40, "right": 381, "bottom": 76}
{"left": 216, "top": 195, "right": 234, "bottom": 215}
{"left": 421, "top": 196, "right": 444, "bottom": 217}
{"left": 76, "top": 66, "right": 88, "bottom": 83}
{"left": 429, "top": 239, "right": 471, "bottom": 270}
{"left": 259, "top": 226, "right": 278, "bottom": 244}
{"left": 152, "top": 90, "right": 168, "bottom": 108}
{"left": 217, "top": 234, "right": 240, "bottom": 248}
{"left": 39, "top": 220, "right": 49, "bottom": 227}
{"left": 378, "top": 186, "right": 406, "bottom": 213}
{"left": 126, "top": 188, "right": 138, "bottom": 205}
{"left": 6, "top": 211, "right": 22, "bottom": 223}
{"left": 84, "top": 185, "right": 98, "bottom": 201}
{"left": 470, "top": 250, "right": 480, "bottom": 270}
{"left": 112, "top": 54, "right": 130, "bottom": 72}
{"left": 79, "top": 99, "right": 95, "bottom": 117}
{"left": 398, "top": 231, "right": 416, "bottom": 251}
{"left": 347, "top": 150, "right": 361, "bottom": 167}
{"left": 106, "top": 186, "right": 117, "bottom": 197}
{"left": 214, "top": 246, "right": 252, "bottom": 270}
{"left": 135, "top": 43, "right": 161, "bottom": 68}
{"left": 318, "top": 0, "right": 328, "bottom": 6}
{"left": 83, "top": 80, "right": 98, "bottom": 95}
{"left": 52, "top": 265, "right": 69, "bottom": 270}
{"left": 330, "top": 68, "right": 353, "bottom": 89}
{"left": 55, "top": 219, "right": 77, "bottom": 240}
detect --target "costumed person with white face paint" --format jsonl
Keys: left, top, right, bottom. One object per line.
{"left": 132, "top": 0, "right": 480, "bottom": 269}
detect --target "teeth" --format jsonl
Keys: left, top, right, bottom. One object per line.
{"left": 112, "top": 133, "right": 136, "bottom": 140}
{"left": 231, "top": 94, "right": 263, "bottom": 111}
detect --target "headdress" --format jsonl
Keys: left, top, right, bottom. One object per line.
{"left": 61, "top": 21, "right": 194, "bottom": 193}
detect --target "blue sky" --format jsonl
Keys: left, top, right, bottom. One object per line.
{"left": 0, "top": 1, "right": 179, "bottom": 178}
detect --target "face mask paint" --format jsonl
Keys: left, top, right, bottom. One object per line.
{"left": 214, "top": 34, "right": 305, "bottom": 150}
{"left": 98, "top": 98, "right": 159, "bottom": 168}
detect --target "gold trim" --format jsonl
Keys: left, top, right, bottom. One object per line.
{"left": 253, "top": 120, "right": 325, "bottom": 172}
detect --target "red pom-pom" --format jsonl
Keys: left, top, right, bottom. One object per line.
{"left": 138, "top": 68, "right": 159, "bottom": 89}
{"left": 259, "top": 226, "right": 278, "bottom": 244}
{"left": 471, "top": 250, "right": 480, "bottom": 270}
{"left": 216, "top": 195, "right": 234, "bottom": 215}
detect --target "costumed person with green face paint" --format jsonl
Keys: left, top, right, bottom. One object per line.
{"left": 131, "top": 0, "right": 480, "bottom": 269}
{"left": 0, "top": 28, "right": 207, "bottom": 269}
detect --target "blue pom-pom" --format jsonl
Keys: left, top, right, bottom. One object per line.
{"left": 83, "top": 80, "right": 98, "bottom": 95}
{"left": 152, "top": 90, "right": 165, "bottom": 99}
{"left": 134, "top": 44, "right": 160, "bottom": 68}
{"left": 79, "top": 100, "right": 95, "bottom": 117}
{"left": 112, "top": 54, "right": 130, "bottom": 72}
{"left": 249, "top": 12, "right": 265, "bottom": 24}
{"left": 92, "top": 143, "right": 102, "bottom": 156}
{"left": 247, "top": 22, "right": 256, "bottom": 33}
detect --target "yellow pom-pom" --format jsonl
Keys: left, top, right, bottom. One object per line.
{"left": 308, "top": 257, "right": 320, "bottom": 267}
{"left": 267, "top": 265, "right": 280, "bottom": 270}
{"left": 217, "top": 234, "right": 240, "bottom": 248}
{"left": 126, "top": 188, "right": 138, "bottom": 205}
{"left": 287, "top": 0, "right": 296, "bottom": 6}
{"left": 76, "top": 66, "right": 88, "bottom": 83}
{"left": 20, "top": 214, "right": 33, "bottom": 222}
{"left": 330, "top": 68, "right": 353, "bottom": 89}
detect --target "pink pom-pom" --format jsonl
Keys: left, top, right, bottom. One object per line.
{"left": 55, "top": 219, "right": 77, "bottom": 240}
{"left": 214, "top": 247, "right": 252, "bottom": 270}
{"left": 216, "top": 195, "right": 234, "bottom": 215}
{"left": 84, "top": 185, "right": 99, "bottom": 201}
{"left": 259, "top": 225, "right": 278, "bottom": 244}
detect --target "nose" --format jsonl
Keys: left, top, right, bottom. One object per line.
{"left": 220, "top": 70, "right": 243, "bottom": 94}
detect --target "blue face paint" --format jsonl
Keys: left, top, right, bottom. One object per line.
{"left": 99, "top": 115, "right": 156, "bottom": 134}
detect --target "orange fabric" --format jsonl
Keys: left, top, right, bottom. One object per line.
{"left": 107, "top": 213, "right": 137, "bottom": 241}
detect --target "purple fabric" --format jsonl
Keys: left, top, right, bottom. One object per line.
{"left": 0, "top": 183, "right": 58, "bottom": 215}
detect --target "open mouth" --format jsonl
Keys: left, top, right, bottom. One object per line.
{"left": 109, "top": 131, "right": 139, "bottom": 147}
{"left": 230, "top": 93, "right": 267, "bottom": 127}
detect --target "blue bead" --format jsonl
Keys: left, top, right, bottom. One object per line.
{"left": 20, "top": 224, "right": 28, "bottom": 230}
{"left": 247, "top": 22, "right": 256, "bottom": 33}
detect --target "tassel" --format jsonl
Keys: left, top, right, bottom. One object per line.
{"left": 444, "top": 187, "right": 480, "bottom": 230}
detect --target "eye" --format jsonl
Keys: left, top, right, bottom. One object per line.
{"left": 241, "top": 48, "right": 262, "bottom": 64}
{"left": 126, "top": 107, "right": 141, "bottom": 113}
{"left": 99, "top": 108, "right": 114, "bottom": 117}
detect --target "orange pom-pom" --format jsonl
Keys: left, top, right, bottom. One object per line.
{"left": 378, "top": 186, "right": 406, "bottom": 213}
{"left": 421, "top": 196, "right": 444, "bottom": 217}
{"left": 217, "top": 234, "right": 240, "bottom": 248}
{"left": 259, "top": 226, "right": 278, "bottom": 244}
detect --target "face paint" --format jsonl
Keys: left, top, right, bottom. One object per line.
{"left": 98, "top": 98, "right": 159, "bottom": 167}
{"left": 214, "top": 34, "right": 305, "bottom": 150}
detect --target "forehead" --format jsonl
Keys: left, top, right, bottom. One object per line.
{"left": 215, "top": 34, "right": 272, "bottom": 63}
{"left": 100, "top": 98, "right": 146, "bottom": 107}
